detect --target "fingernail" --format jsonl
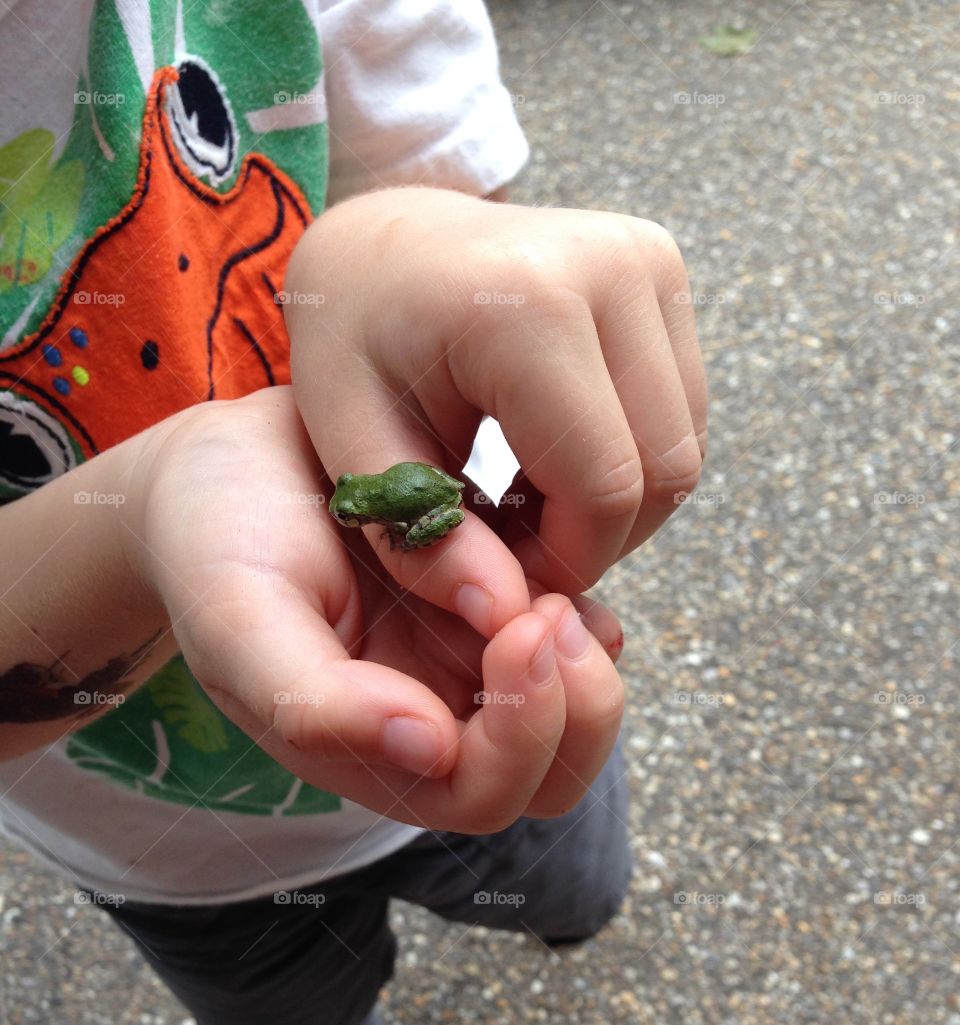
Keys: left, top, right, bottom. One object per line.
{"left": 528, "top": 632, "right": 556, "bottom": 686}
{"left": 455, "top": 583, "right": 493, "bottom": 636}
{"left": 555, "top": 607, "right": 591, "bottom": 661}
{"left": 381, "top": 717, "right": 441, "bottom": 776}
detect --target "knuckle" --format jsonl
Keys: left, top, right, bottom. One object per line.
{"left": 627, "top": 217, "right": 687, "bottom": 288}
{"left": 589, "top": 211, "right": 647, "bottom": 265}
{"left": 642, "top": 435, "right": 704, "bottom": 505}
{"left": 645, "top": 470, "right": 704, "bottom": 510}
{"left": 585, "top": 452, "right": 646, "bottom": 518}
{"left": 631, "top": 216, "right": 683, "bottom": 260}
{"left": 271, "top": 692, "right": 330, "bottom": 758}
{"left": 271, "top": 692, "right": 304, "bottom": 749}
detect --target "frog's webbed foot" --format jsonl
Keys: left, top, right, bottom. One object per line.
{"left": 405, "top": 507, "right": 465, "bottom": 550}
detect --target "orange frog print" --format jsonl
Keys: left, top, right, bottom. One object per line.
{"left": 0, "top": 65, "right": 311, "bottom": 494}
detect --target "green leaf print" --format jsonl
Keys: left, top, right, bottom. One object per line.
{"left": 149, "top": 659, "right": 229, "bottom": 754}
{"left": 0, "top": 130, "right": 53, "bottom": 208}
{"left": 0, "top": 130, "right": 83, "bottom": 292}
{"left": 67, "top": 654, "right": 342, "bottom": 815}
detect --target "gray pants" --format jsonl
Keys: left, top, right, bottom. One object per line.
{"left": 92, "top": 735, "right": 632, "bottom": 1025}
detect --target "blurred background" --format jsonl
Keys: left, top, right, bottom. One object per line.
{"left": 3, "top": 1, "right": 958, "bottom": 1022}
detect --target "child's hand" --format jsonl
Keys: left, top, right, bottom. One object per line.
{"left": 126, "top": 387, "right": 625, "bottom": 831}
{"left": 285, "top": 185, "right": 706, "bottom": 639}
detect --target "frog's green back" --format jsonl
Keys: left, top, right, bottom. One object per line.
{"left": 379, "top": 462, "right": 463, "bottom": 523}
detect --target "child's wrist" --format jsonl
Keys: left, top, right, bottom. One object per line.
{"left": 114, "top": 406, "right": 202, "bottom": 609}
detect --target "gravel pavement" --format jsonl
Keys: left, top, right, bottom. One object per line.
{"left": 2, "top": 2, "right": 958, "bottom": 1023}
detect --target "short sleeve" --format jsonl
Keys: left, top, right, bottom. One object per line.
{"left": 315, "top": 0, "right": 530, "bottom": 205}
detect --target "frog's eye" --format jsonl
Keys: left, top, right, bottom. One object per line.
{"left": 0, "top": 391, "right": 78, "bottom": 502}
{"left": 166, "top": 57, "right": 237, "bottom": 185}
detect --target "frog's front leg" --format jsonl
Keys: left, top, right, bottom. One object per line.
{"left": 382, "top": 522, "right": 411, "bottom": 551}
{"left": 403, "top": 507, "right": 465, "bottom": 550}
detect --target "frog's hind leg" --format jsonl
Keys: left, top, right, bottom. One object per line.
{"left": 403, "top": 508, "right": 465, "bottom": 550}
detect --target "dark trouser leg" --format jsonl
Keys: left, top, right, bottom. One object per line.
{"left": 367, "top": 730, "right": 633, "bottom": 943}
{"left": 92, "top": 882, "right": 395, "bottom": 1025}
{"left": 88, "top": 733, "right": 631, "bottom": 1023}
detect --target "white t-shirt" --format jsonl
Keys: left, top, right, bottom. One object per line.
{"left": 0, "top": 0, "right": 528, "bottom": 905}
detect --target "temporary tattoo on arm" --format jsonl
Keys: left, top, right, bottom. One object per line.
{"left": 0, "top": 631, "right": 163, "bottom": 723}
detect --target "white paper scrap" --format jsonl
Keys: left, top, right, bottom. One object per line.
{"left": 461, "top": 416, "right": 521, "bottom": 507}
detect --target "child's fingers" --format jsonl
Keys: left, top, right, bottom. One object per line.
{"left": 435, "top": 610, "right": 567, "bottom": 831}
{"left": 173, "top": 565, "right": 461, "bottom": 779}
{"left": 520, "top": 594, "right": 625, "bottom": 819}
{"left": 526, "top": 580, "right": 625, "bottom": 664}
{"left": 504, "top": 295, "right": 699, "bottom": 583}
{"left": 592, "top": 278, "right": 702, "bottom": 549}
{"left": 289, "top": 220, "right": 645, "bottom": 597}
{"left": 655, "top": 242, "right": 708, "bottom": 457}
{"left": 448, "top": 299, "right": 643, "bottom": 595}
{"left": 272, "top": 610, "right": 569, "bottom": 834}
{"left": 570, "top": 592, "right": 625, "bottom": 663}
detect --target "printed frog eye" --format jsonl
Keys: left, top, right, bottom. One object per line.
{"left": 0, "top": 392, "right": 78, "bottom": 501}
{"left": 166, "top": 57, "right": 237, "bottom": 185}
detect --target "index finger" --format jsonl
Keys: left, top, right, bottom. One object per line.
{"left": 289, "top": 350, "right": 531, "bottom": 639}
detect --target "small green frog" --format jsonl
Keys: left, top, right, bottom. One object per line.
{"left": 328, "top": 462, "right": 466, "bottom": 551}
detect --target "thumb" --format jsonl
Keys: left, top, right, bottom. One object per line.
{"left": 174, "top": 567, "right": 460, "bottom": 779}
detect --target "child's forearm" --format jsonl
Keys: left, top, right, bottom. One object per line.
{"left": 0, "top": 423, "right": 174, "bottom": 760}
